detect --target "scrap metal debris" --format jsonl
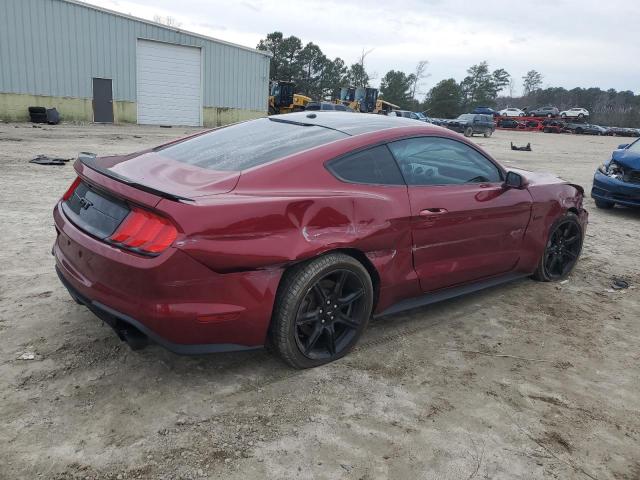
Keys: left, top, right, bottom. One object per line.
{"left": 17, "top": 352, "right": 36, "bottom": 360}
{"left": 611, "top": 278, "right": 630, "bottom": 290}
{"left": 29, "top": 154, "right": 71, "bottom": 166}
{"left": 511, "top": 142, "right": 532, "bottom": 151}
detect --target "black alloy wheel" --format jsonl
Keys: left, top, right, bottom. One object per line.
{"left": 294, "top": 269, "right": 366, "bottom": 360}
{"left": 533, "top": 213, "right": 583, "bottom": 281}
{"left": 270, "top": 253, "right": 373, "bottom": 368}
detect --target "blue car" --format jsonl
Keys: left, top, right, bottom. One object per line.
{"left": 471, "top": 106, "right": 498, "bottom": 116}
{"left": 591, "top": 138, "right": 640, "bottom": 209}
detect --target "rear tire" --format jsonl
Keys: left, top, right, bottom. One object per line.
{"left": 594, "top": 199, "right": 615, "bottom": 209}
{"left": 464, "top": 126, "right": 473, "bottom": 137}
{"left": 532, "top": 212, "right": 583, "bottom": 282}
{"left": 483, "top": 129, "right": 492, "bottom": 138}
{"left": 269, "top": 253, "right": 373, "bottom": 369}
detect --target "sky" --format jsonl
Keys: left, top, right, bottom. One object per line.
{"left": 83, "top": 0, "right": 639, "bottom": 97}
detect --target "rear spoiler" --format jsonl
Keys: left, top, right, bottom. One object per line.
{"left": 77, "top": 152, "right": 194, "bottom": 202}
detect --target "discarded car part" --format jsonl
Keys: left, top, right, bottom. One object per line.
{"left": 28, "top": 106, "right": 48, "bottom": 124}
{"left": 511, "top": 142, "right": 532, "bottom": 151}
{"left": 46, "top": 108, "right": 60, "bottom": 125}
{"left": 52, "top": 112, "right": 588, "bottom": 368}
{"left": 611, "top": 278, "right": 629, "bottom": 290}
{"left": 30, "top": 154, "right": 71, "bottom": 166}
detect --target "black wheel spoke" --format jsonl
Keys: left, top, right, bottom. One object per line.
{"left": 325, "top": 325, "right": 336, "bottom": 355}
{"left": 338, "top": 289, "right": 364, "bottom": 307}
{"left": 312, "top": 284, "right": 328, "bottom": 303}
{"left": 304, "top": 325, "right": 323, "bottom": 355}
{"left": 563, "top": 249, "right": 578, "bottom": 259}
{"left": 297, "top": 309, "right": 321, "bottom": 325}
{"left": 564, "top": 235, "right": 579, "bottom": 245}
{"left": 336, "top": 313, "right": 359, "bottom": 330}
{"left": 333, "top": 271, "right": 348, "bottom": 296}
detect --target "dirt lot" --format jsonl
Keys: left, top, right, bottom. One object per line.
{"left": 1, "top": 122, "right": 639, "bottom": 480}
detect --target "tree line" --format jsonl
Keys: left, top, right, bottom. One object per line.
{"left": 257, "top": 31, "right": 639, "bottom": 126}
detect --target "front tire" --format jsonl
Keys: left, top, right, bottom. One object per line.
{"left": 270, "top": 253, "right": 373, "bottom": 368}
{"left": 464, "top": 126, "right": 473, "bottom": 137}
{"left": 532, "top": 212, "right": 583, "bottom": 282}
{"left": 594, "top": 199, "right": 615, "bottom": 209}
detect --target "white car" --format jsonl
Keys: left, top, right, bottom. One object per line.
{"left": 499, "top": 107, "right": 525, "bottom": 117}
{"left": 560, "top": 107, "right": 589, "bottom": 119}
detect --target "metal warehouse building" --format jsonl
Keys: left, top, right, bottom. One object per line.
{"left": 0, "top": 0, "right": 270, "bottom": 126}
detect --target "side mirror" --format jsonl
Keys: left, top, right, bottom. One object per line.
{"left": 505, "top": 171, "right": 525, "bottom": 189}
{"left": 618, "top": 144, "right": 629, "bottom": 150}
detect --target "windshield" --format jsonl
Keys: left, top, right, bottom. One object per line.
{"left": 457, "top": 114, "right": 475, "bottom": 121}
{"left": 414, "top": 112, "right": 426, "bottom": 120}
{"left": 156, "top": 118, "right": 348, "bottom": 171}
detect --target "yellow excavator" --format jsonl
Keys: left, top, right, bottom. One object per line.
{"left": 336, "top": 86, "right": 399, "bottom": 114}
{"left": 268, "top": 81, "right": 311, "bottom": 115}
{"left": 374, "top": 98, "right": 400, "bottom": 115}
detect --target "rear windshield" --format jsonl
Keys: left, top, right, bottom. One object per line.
{"left": 156, "top": 118, "right": 348, "bottom": 171}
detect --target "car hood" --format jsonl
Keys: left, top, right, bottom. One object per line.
{"left": 508, "top": 167, "right": 583, "bottom": 193}
{"left": 612, "top": 148, "right": 640, "bottom": 170}
{"left": 89, "top": 151, "right": 241, "bottom": 199}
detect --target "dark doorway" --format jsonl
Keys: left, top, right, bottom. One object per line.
{"left": 92, "top": 78, "right": 114, "bottom": 123}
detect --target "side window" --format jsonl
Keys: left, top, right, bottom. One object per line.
{"left": 387, "top": 137, "right": 503, "bottom": 186}
{"left": 328, "top": 145, "right": 405, "bottom": 186}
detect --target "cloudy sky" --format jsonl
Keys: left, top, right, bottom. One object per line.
{"left": 84, "top": 0, "right": 639, "bottom": 96}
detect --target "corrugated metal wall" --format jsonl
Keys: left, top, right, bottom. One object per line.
{"left": 0, "top": 0, "right": 270, "bottom": 111}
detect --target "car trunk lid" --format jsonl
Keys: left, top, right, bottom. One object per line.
{"left": 79, "top": 151, "right": 241, "bottom": 200}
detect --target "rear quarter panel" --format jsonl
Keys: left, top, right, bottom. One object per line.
{"left": 157, "top": 129, "right": 429, "bottom": 313}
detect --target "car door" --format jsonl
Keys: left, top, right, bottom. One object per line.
{"left": 388, "top": 136, "right": 532, "bottom": 292}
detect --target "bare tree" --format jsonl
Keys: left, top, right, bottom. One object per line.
{"left": 508, "top": 77, "right": 517, "bottom": 98}
{"left": 522, "top": 70, "right": 543, "bottom": 96}
{"left": 153, "top": 15, "right": 182, "bottom": 28}
{"left": 410, "top": 60, "right": 430, "bottom": 104}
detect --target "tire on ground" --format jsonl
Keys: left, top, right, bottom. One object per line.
{"left": 269, "top": 252, "right": 373, "bottom": 369}
{"left": 464, "top": 126, "right": 473, "bottom": 137}
{"left": 594, "top": 199, "right": 615, "bottom": 209}
{"left": 532, "top": 212, "right": 583, "bottom": 282}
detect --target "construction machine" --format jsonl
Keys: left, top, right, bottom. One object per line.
{"left": 268, "top": 81, "right": 311, "bottom": 115}
{"left": 336, "top": 86, "right": 381, "bottom": 113}
{"left": 373, "top": 99, "right": 400, "bottom": 115}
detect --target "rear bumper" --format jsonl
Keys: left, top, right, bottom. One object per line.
{"left": 53, "top": 202, "right": 283, "bottom": 353}
{"left": 591, "top": 171, "right": 640, "bottom": 207}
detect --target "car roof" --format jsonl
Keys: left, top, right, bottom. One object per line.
{"left": 269, "top": 111, "right": 427, "bottom": 136}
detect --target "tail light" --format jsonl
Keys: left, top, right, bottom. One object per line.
{"left": 108, "top": 207, "right": 177, "bottom": 255}
{"left": 62, "top": 176, "right": 82, "bottom": 201}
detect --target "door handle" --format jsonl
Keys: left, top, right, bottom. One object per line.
{"left": 419, "top": 208, "right": 448, "bottom": 216}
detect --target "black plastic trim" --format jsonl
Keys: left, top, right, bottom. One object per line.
{"left": 375, "top": 272, "right": 528, "bottom": 318}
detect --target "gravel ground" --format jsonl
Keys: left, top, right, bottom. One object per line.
{"left": 1, "top": 122, "right": 639, "bottom": 480}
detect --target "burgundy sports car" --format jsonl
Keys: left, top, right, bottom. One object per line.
{"left": 53, "top": 112, "right": 587, "bottom": 368}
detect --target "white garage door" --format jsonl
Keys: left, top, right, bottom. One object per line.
{"left": 136, "top": 40, "right": 202, "bottom": 126}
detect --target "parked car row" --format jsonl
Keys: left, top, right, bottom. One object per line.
{"left": 432, "top": 114, "right": 496, "bottom": 137}
{"left": 494, "top": 106, "right": 591, "bottom": 119}
{"left": 494, "top": 117, "right": 640, "bottom": 137}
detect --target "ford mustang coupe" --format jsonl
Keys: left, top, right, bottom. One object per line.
{"left": 53, "top": 113, "right": 587, "bottom": 368}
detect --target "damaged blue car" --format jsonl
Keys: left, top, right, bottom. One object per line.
{"left": 591, "top": 138, "right": 640, "bottom": 209}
